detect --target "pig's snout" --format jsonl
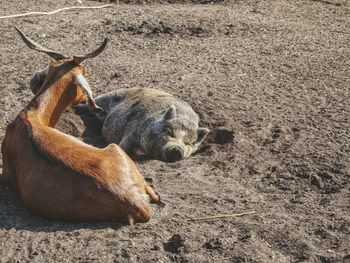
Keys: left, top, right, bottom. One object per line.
{"left": 165, "top": 147, "right": 183, "bottom": 162}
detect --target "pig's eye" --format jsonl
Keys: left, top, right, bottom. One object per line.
{"left": 165, "top": 127, "right": 175, "bottom": 137}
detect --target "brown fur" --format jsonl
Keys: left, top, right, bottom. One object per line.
{"left": 1, "top": 58, "right": 159, "bottom": 224}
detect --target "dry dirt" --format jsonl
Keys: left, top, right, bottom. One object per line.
{"left": 0, "top": 0, "right": 349, "bottom": 262}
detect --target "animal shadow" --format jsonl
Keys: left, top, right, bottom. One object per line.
{"left": 74, "top": 109, "right": 107, "bottom": 148}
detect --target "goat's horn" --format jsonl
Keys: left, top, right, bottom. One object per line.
{"left": 15, "top": 27, "right": 66, "bottom": 60}
{"left": 73, "top": 38, "right": 108, "bottom": 65}
{"left": 74, "top": 75, "right": 104, "bottom": 114}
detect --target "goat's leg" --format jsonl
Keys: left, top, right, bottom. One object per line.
{"left": 145, "top": 184, "right": 159, "bottom": 202}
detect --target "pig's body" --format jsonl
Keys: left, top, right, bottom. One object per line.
{"left": 78, "top": 88, "right": 209, "bottom": 162}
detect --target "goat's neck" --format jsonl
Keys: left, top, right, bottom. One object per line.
{"left": 28, "top": 77, "right": 75, "bottom": 127}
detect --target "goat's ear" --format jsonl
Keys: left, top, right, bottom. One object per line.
{"left": 162, "top": 105, "right": 176, "bottom": 121}
{"left": 30, "top": 67, "right": 49, "bottom": 94}
{"left": 74, "top": 75, "right": 104, "bottom": 114}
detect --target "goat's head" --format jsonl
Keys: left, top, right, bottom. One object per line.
{"left": 16, "top": 27, "right": 107, "bottom": 113}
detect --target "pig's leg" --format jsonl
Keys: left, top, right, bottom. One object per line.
{"left": 119, "top": 135, "right": 147, "bottom": 159}
{"left": 119, "top": 135, "right": 134, "bottom": 155}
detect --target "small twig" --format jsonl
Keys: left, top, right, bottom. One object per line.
{"left": 189, "top": 211, "right": 256, "bottom": 222}
{"left": 0, "top": 4, "right": 114, "bottom": 20}
{"left": 310, "top": 0, "right": 342, "bottom": 6}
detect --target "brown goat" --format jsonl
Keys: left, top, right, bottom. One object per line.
{"left": 1, "top": 28, "right": 159, "bottom": 224}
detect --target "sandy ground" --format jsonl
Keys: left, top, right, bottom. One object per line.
{"left": 0, "top": 0, "right": 349, "bottom": 262}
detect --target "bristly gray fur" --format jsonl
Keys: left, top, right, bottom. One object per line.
{"left": 77, "top": 88, "right": 209, "bottom": 162}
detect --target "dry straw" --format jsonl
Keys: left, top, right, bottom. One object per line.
{"left": 190, "top": 211, "right": 257, "bottom": 222}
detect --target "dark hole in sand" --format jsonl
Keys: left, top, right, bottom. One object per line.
{"left": 208, "top": 127, "right": 234, "bottom": 145}
{"left": 163, "top": 234, "right": 185, "bottom": 253}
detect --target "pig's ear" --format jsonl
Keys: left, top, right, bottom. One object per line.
{"left": 163, "top": 105, "right": 177, "bottom": 121}
{"left": 196, "top": 127, "right": 209, "bottom": 144}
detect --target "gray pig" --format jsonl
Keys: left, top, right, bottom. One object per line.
{"left": 77, "top": 88, "right": 209, "bottom": 162}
